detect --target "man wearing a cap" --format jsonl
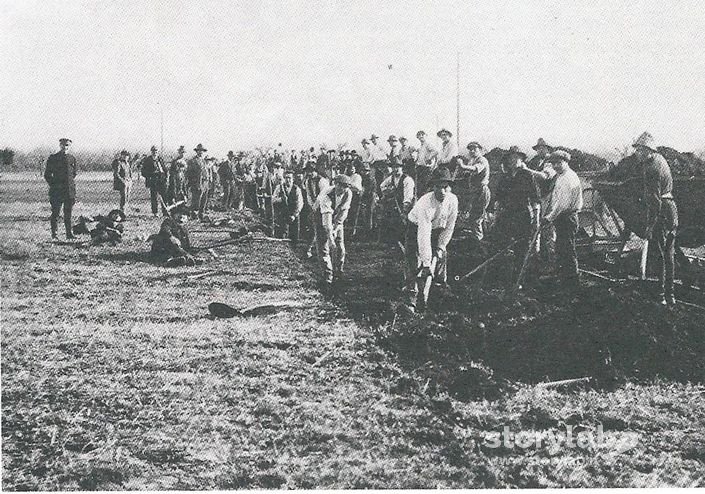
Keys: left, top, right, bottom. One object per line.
{"left": 44, "top": 138, "right": 78, "bottom": 240}
{"left": 493, "top": 146, "right": 541, "bottom": 285}
{"left": 459, "top": 142, "right": 491, "bottom": 242}
{"left": 522, "top": 150, "right": 583, "bottom": 288}
{"left": 415, "top": 130, "right": 438, "bottom": 197}
{"left": 312, "top": 173, "right": 353, "bottom": 288}
{"left": 112, "top": 150, "right": 133, "bottom": 213}
{"left": 405, "top": 168, "right": 459, "bottom": 312}
{"left": 273, "top": 169, "right": 304, "bottom": 243}
{"left": 436, "top": 128, "right": 458, "bottom": 171}
{"left": 141, "top": 145, "right": 168, "bottom": 216}
{"left": 633, "top": 132, "right": 678, "bottom": 305}
{"left": 186, "top": 144, "right": 210, "bottom": 219}
{"left": 167, "top": 146, "right": 188, "bottom": 205}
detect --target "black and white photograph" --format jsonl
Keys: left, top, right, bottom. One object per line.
{"left": 1, "top": 0, "right": 704, "bottom": 489}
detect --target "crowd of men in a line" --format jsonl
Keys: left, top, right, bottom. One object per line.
{"left": 44, "top": 129, "right": 678, "bottom": 310}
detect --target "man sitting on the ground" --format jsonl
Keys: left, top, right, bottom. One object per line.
{"left": 150, "top": 205, "right": 202, "bottom": 266}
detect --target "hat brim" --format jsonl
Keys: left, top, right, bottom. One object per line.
{"left": 437, "top": 131, "right": 453, "bottom": 138}
{"left": 633, "top": 143, "right": 657, "bottom": 152}
{"left": 194, "top": 148, "right": 208, "bottom": 152}
{"left": 532, "top": 144, "right": 552, "bottom": 151}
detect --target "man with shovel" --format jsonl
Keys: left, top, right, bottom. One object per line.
{"left": 404, "top": 168, "right": 458, "bottom": 313}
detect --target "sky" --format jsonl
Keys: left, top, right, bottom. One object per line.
{"left": 1, "top": 0, "right": 705, "bottom": 157}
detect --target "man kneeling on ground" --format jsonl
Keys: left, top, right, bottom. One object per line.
{"left": 150, "top": 205, "right": 202, "bottom": 266}
{"left": 404, "top": 168, "right": 458, "bottom": 312}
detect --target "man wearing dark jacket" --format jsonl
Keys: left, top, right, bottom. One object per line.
{"left": 44, "top": 138, "right": 78, "bottom": 240}
{"left": 273, "top": 170, "right": 304, "bottom": 243}
{"left": 141, "top": 145, "right": 168, "bottom": 216}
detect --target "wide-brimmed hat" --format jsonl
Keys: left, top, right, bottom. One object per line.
{"left": 547, "top": 150, "right": 571, "bottom": 163}
{"left": 399, "top": 136, "right": 408, "bottom": 142}
{"left": 370, "top": 134, "right": 379, "bottom": 140}
{"left": 387, "top": 135, "right": 398, "bottom": 143}
{"left": 227, "top": 150, "right": 235, "bottom": 157}
{"left": 120, "top": 149, "right": 130, "bottom": 156}
{"left": 416, "top": 130, "right": 426, "bottom": 137}
{"left": 466, "top": 141, "right": 483, "bottom": 151}
{"left": 505, "top": 145, "right": 527, "bottom": 161}
{"left": 59, "top": 137, "right": 72, "bottom": 144}
{"left": 437, "top": 128, "right": 453, "bottom": 138}
{"left": 428, "top": 167, "right": 454, "bottom": 186}
{"left": 194, "top": 143, "right": 207, "bottom": 152}
{"left": 333, "top": 174, "right": 352, "bottom": 187}
{"left": 632, "top": 132, "right": 657, "bottom": 152}
{"left": 532, "top": 138, "right": 553, "bottom": 150}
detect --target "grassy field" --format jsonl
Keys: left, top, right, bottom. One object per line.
{"left": 1, "top": 175, "right": 704, "bottom": 489}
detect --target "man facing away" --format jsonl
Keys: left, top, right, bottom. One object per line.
{"left": 312, "top": 173, "right": 353, "bottom": 289}
{"left": 112, "top": 149, "right": 133, "bottom": 213}
{"left": 405, "top": 167, "right": 458, "bottom": 312}
{"left": 45, "top": 137, "right": 78, "bottom": 240}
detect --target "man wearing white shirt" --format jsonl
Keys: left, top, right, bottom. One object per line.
{"left": 370, "top": 134, "right": 388, "bottom": 188}
{"left": 415, "top": 130, "right": 438, "bottom": 198}
{"left": 405, "top": 168, "right": 458, "bottom": 311}
{"left": 313, "top": 174, "right": 354, "bottom": 288}
{"left": 436, "top": 128, "right": 458, "bottom": 171}
{"left": 522, "top": 150, "right": 583, "bottom": 287}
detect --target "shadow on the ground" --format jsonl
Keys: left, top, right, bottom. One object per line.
{"left": 295, "top": 232, "right": 705, "bottom": 401}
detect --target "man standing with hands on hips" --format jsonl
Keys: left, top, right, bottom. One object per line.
{"left": 45, "top": 137, "right": 78, "bottom": 241}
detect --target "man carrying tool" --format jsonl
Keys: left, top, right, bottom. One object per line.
{"left": 521, "top": 150, "right": 583, "bottom": 288}
{"left": 273, "top": 169, "right": 304, "bottom": 243}
{"left": 459, "top": 141, "right": 491, "bottom": 244}
{"left": 633, "top": 132, "right": 679, "bottom": 306}
{"left": 313, "top": 174, "right": 353, "bottom": 290}
{"left": 492, "top": 146, "right": 541, "bottom": 288}
{"left": 302, "top": 161, "right": 330, "bottom": 258}
{"left": 404, "top": 168, "right": 458, "bottom": 313}
{"left": 528, "top": 137, "right": 557, "bottom": 263}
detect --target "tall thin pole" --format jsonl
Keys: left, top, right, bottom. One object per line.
{"left": 160, "top": 103, "right": 164, "bottom": 155}
{"left": 456, "top": 52, "right": 460, "bottom": 149}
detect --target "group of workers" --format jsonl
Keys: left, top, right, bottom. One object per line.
{"left": 44, "top": 128, "right": 678, "bottom": 309}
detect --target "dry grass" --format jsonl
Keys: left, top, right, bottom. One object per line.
{"left": 1, "top": 177, "right": 704, "bottom": 489}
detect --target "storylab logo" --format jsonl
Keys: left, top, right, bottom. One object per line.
{"left": 483, "top": 425, "right": 640, "bottom": 455}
